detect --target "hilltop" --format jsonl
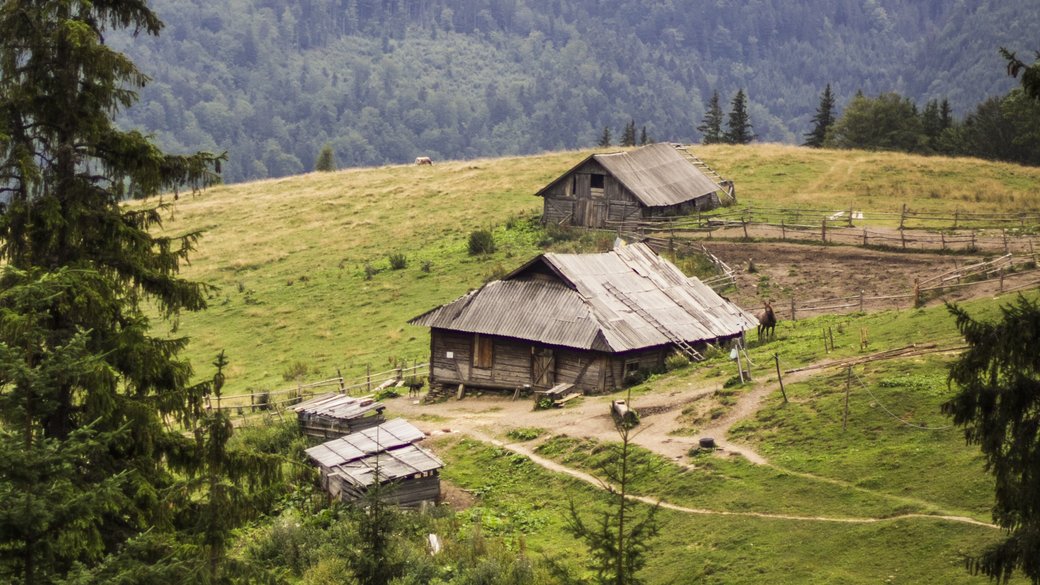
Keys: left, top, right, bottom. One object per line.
{"left": 154, "top": 144, "right": 1040, "bottom": 394}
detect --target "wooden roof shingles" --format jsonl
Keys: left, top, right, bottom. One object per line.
{"left": 410, "top": 242, "right": 757, "bottom": 353}
{"left": 292, "top": 393, "right": 384, "bottom": 420}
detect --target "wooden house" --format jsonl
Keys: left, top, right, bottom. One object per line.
{"left": 292, "top": 393, "right": 386, "bottom": 439}
{"left": 409, "top": 242, "right": 757, "bottom": 395}
{"left": 537, "top": 143, "right": 729, "bottom": 228}
{"left": 304, "top": 418, "right": 443, "bottom": 507}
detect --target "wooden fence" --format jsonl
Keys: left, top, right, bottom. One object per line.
{"left": 205, "top": 362, "right": 429, "bottom": 417}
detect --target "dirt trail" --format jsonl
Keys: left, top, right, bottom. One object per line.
{"left": 467, "top": 430, "right": 995, "bottom": 529}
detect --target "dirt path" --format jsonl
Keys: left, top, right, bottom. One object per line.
{"left": 466, "top": 430, "right": 996, "bottom": 529}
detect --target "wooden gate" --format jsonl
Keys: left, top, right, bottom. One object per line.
{"left": 532, "top": 348, "right": 555, "bottom": 388}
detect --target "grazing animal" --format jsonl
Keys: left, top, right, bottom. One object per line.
{"left": 757, "top": 301, "right": 777, "bottom": 341}
{"left": 415, "top": 156, "right": 433, "bottom": 165}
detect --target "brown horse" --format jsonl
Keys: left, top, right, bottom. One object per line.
{"left": 757, "top": 301, "right": 777, "bottom": 341}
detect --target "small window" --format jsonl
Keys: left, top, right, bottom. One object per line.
{"left": 590, "top": 174, "right": 605, "bottom": 190}
{"left": 473, "top": 333, "right": 493, "bottom": 369}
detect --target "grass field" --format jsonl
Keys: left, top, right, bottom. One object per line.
{"left": 158, "top": 145, "right": 1040, "bottom": 583}
{"left": 151, "top": 144, "right": 1040, "bottom": 394}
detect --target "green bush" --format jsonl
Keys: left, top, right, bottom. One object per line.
{"left": 664, "top": 351, "right": 691, "bottom": 371}
{"left": 506, "top": 427, "right": 545, "bottom": 442}
{"left": 388, "top": 252, "right": 407, "bottom": 270}
{"left": 468, "top": 229, "right": 496, "bottom": 255}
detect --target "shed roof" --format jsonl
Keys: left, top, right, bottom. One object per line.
{"left": 410, "top": 242, "right": 757, "bottom": 352}
{"left": 304, "top": 418, "right": 426, "bottom": 469}
{"left": 292, "top": 393, "right": 384, "bottom": 420}
{"left": 535, "top": 143, "right": 721, "bottom": 207}
{"left": 327, "top": 444, "right": 444, "bottom": 488}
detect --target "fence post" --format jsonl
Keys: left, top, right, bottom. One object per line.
{"left": 337, "top": 368, "right": 345, "bottom": 392}
{"left": 847, "top": 206, "right": 854, "bottom": 227}
{"left": 941, "top": 232, "right": 946, "bottom": 251}
{"left": 863, "top": 227, "right": 868, "bottom": 246}
{"left": 774, "top": 354, "right": 787, "bottom": 403}
{"left": 953, "top": 210, "right": 959, "bottom": 229}
{"left": 366, "top": 363, "right": 371, "bottom": 392}
{"left": 900, "top": 229, "right": 906, "bottom": 249}
{"left": 899, "top": 203, "right": 907, "bottom": 230}
{"left": 859, "top": 290, "right": 864, "bottom": 312}
{"left": 742, "top": 218, "right": 749, "bottom": 240}
{"left": 970, "top": 231, "right": 976, "bottom": 251}
{"left": 781, "top": 219, "right": 786, "bottom": 240}
{"left": 913, "top": 277, "right": 921, "bottom": 308}
{"left": 843, "top": 367, "right": 851, "bottom": 431}
{"left": 821, "top": 218, "right": 827, "bottom": 243}
{"left": 1003, "top": 229, "right": 1009, "bottom": 254}
{"left": 1000, "top": 268, "right": 1005, "bottom": 293}
{"left": 790, "top": 298, "right": 796, "bottom": 322}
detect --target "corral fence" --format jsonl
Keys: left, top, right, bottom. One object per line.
{"left": 205, "top": 362, "right": 429, "bottom": 419}
{"left": 610, "top": 203, "right": 1040, "bottom": 256}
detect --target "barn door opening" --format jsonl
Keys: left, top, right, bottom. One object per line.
{"left": 532, "top": 348, "right": 555, "bottom": 388}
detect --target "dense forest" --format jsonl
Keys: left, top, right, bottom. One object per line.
{"left": 109, "top": 0, "right": 1040, "bottom": 182}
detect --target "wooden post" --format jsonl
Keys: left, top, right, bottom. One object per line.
{"left": 337, "top": 368, "right": 345, "bottom": 392}
{"left": 941, "top": 232, "right": 946, "bottom": 251}
{"left": 821, "top": 218, "right": 827, "bottom": 243}
{"left": 1003, "top": 229, "right": 1009, "bottom": 254}
{"left": 1030, "top": 238, "right": 1037, "bottom": 265}
{"left": 742, "top": 219, "right": 749, "bottom": 240}
{"left": 913, "top": 277, "right": 921, "bottom": 308}
{"left": 863, "top": 227, "right": 868, "bottom": 246}
{"left": 843, "top": 367, "right": 851, "bottom": 431}
{"left": 774, "top": 354, "right": 787, "bottom": 403}
{"left": 828, "top": 327, "right": 835, "bottom": 351}
{"left": 970, "top": 231, "right": 976, "bottom": 251}
{"left": 859, "top": 290, "right": 864, "bottom": 312}
{"left": 823, "top": 328, "right": 829, "bottom": 353}
{"left": 899, "top": 203, "right": 907, "bottom": 230}
{"left": 1000, "top": 268, "right": 1005, "bottom": 293}
{"left": 847, "top": 206, "right": 854, "bottom": 227}
{"left": 781, "top": 219, "right": 786, "bottom": 240}
{"left": 790, "top": 298, "right": 796, "bottom": 322}
{"left": 736, "top": 350, "right": 745, "bottom": 383}
{"left": 900, "top": 229, "right": 906, "bottom": 249}
{"left": 953, "top": 210, "right": 959, "bottom": 229}
{"left": 367, "top": 363, "right": 371, "bottom": 393}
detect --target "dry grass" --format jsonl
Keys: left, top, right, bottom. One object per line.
{"left": 146, "top": 145, "right": 1040, "bottom": 394}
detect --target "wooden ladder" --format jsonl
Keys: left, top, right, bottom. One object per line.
{"left": 673, "top": 144, "right": 736, "bottom": 203}
{"left": 602, "top": 282, "right": 703, "bottom": 361}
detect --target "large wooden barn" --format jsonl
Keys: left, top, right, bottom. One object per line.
{"left": 536, "top": 143, "right": 729, "bottom": 228}
{"left": 409, "top": 242, "right": 757, "bottom": 395}
{"left": 304, "top": 418, "right": 443, "bottom": 507}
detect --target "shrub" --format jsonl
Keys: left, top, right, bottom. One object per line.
{"left": 506, "top": 427, "right": 544, "bottom": 442}
{"left": 420, "top": 259, "right": 433, "bottom": 273}
{"left": 388, "top": 252, "right": 407, "bottom": 270}
{"left": 468, "top": 229, "right": 496, "bottom": 255}
{"left": 282, "top": 360, "right": 310, "bottom": 382}
{"left": 363, "top": 263, "right": 378, "bottom": 280}
{"left": 664, "top": 351, "right": 691, "bottom": 371}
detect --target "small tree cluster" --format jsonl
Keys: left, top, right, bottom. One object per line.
{"left": 698, "top": 89, "right": 754, "bottom": 144}
{"left": 599, "top": 121, "right": 651, "bottom": 148}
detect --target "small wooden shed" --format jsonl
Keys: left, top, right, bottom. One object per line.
{"left": 410, "top": 242, "right": 757, "bottom": 395}
{"left": 292, "top": 393, "right": 386, "bottom": 439}
{"left": 304, "top": 418, "right": 443, "bottom": 507}
{"left": 537, "top": 143, "right": 728, "bottom": 228}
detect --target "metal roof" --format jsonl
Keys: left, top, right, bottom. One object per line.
{"left": 327, "top": 444, "right": 444, "bottom": 488}
{"left": 535, "top": 143, "right": 721, "bottom": 207}
{"left": 292, "top": 393, "right": 384, "bottom": 420}
{"left": 304, "top": 418, "right": 427, "bottom": 469}
{"left": 410, "top": 242, "right": 757, "bottom": 352}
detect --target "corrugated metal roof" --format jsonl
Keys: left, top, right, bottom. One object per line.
{"left": 304, "top": 418, "right": 427, "bottom": 469}
{"left": 327, "top": 444, "right": 444, "bottom": 488}
{"left": 292, "top": 393, "right": 384, "bottom": 420}
{"left": 410, "top": 242, "right": 757, "bottom": 352}
{"left": 535, "top": 143, "right": 721, "bottom": 207}
{"left": 595, "top": 143, "right": 721, "bottom": 207}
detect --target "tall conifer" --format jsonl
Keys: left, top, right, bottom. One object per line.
{"left": 724, "top": 89, "right": 754, "bottom": 144}
{"left": 697, "top": 91, "right": 724, "bottom": 144}
{"left": 804, "top": 84, "right": 836, "bottom": 147}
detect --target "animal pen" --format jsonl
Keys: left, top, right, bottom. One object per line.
{"left": 304, "top": 418, "right": 443, "bottom": 507}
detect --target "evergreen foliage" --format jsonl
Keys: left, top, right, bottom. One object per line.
{"left": 825, "top": 92, "right": 923, "bottom": 151}
{"left": 565, "top": 397, "right": 660, "bottom": 585}
{"left": 943, "top": 297, "right": 1040, "bottom": 583}
{"left": 1002, "top": 48, "right": 1040, "bottom": 101}
{"left": 599, "top": 126, "right": 612, "bottom": 148}
{"left": 639, "top": 126, "right": 649, "bottom": 145}
{"left": 620, "top": 121, "right": 637, "bottom": 147}
{"left": 803, "top": 84, "right": 835, "bottom": 147}
{"left": 724, "top": 89, "right": 754, "bottom": 144}
{"left": 697, "top": 91, "right": 724, "bottom": 145}
{"left": 315, "top": 143, "right": 337, "bottom": 172}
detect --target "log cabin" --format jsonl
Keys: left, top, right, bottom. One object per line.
{"left": 409, "top": 242, "right": 757, "bottom": 395}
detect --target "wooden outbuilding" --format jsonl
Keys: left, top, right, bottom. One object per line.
{"left": 409, "top": 242, "right": 757, "bottom": 395}
{"left": 536, "top": 143, "right": 730, "bottom": 228}
{"left": 304, "top": 418, "right": 443, "bottom": 507}
{"left": 292, "top": 393, "right": 386, "bottom": 439}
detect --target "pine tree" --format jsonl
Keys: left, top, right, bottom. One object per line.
{"left": 620, "top": 120, "right": 637, "bottom": 147}
{"left": 1001, "top": 48, "right": 1040, "bottom": 101}
{"left": 639, "top": 126, "right": 649, "bottom": 145}
{"left": 0, "top": 1, "right": 228, "bottom": 582}
{"left": 315, "top": 143, "right": 337, "bottom": 172}
{"left": 697, "top": 91, "right": 724, "bottom": 144}
{"left": 943, "top": 297, "right": 1040, "bottom": 584}
{"left": 598, "top": 126, "right": 612, "bottom": 147}
{"left": 566, "top": 395, "right": 660, "bottom": 585}
{"left": 803, "top": 84, "right": 835, "bottom": 147}
{"left": 724, "top": 89, "right": 754, "bottom": 144}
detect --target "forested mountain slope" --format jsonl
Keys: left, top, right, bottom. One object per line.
{"left": 112, "top": 0, "right": 1040, "bottom": 182}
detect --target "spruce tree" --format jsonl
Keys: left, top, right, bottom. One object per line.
{"left": 697, "top": 91, "right": 724, "bottom": 144}
{"left": 315, "top": 143, "right": 337, "bottom": 172}
{"left": 724, "top": 89, "right": 754, "bottom": 144}
{"left": 639, "top": 126, "right": 649, "bottom": 145}
{"left": 620, "top": 120, "right": 637, "bottom": 147}
{"left": 598, "top": 126, "right": 612, "bottom": 147}
{"left": 803, "top": 84, "right": 835, "bottom": 147}
{"left": 0, "top": 1, "right": 235, "bottom": 582}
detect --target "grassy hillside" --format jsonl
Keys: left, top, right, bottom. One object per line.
{"left": 152, "top": 144, "right": 1040, "bottom": 393}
